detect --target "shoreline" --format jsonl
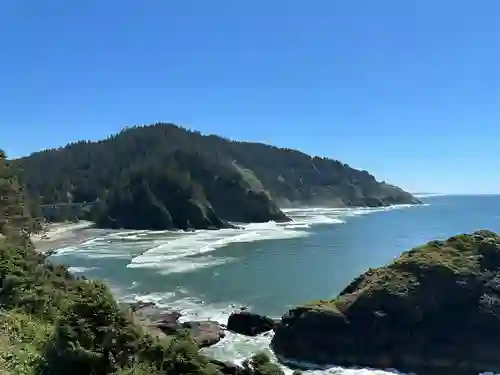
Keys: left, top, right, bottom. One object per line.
{"left": 31, "top": 203, "right": 418, "bottom": 253}
{"left": 31, "top": 221, "right": 113, "bottom": 253}
{"left": 30, "top": 203, "right": 430, "bottom": 374}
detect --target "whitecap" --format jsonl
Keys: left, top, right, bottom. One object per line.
{"left": 127, "top": 222, "right": 309, "bottom": 272}
{"left": 50, "top": 246, "right": 78, "bottom": 256}
{"left": 294, "top": 215, "right": 345, "bottom": 225}
{"left": 412, "top": 193, "right": 447, "bottom": 198}
{"left": 67, "top": 266, "right": 97, "bottom": 273}
{"left": 122, "top": 290, "right": 241, "bottom": 325}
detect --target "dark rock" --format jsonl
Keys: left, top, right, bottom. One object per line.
{"left": 209, "top": 359, "right": 243, "bottom": 375}
{"left": 119, "top": 304, "right": 168, "bottom": 340}
{"left": 272, "top": 231, "right": 500, "bottom": 375}
{"left": 227, "top": 311, "right": 276, "bottom": 336}
{"left": 130, "top": 301, "right": 156, "bottom": 312}
{"left": 155, "top": 311, "right": 182, "bottom": 333}
{"left": 182, "top": 321, "right": 225, "bottom": 348}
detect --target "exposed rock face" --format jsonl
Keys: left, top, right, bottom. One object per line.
{"left": 140, "top": 309, "right": 226, "bottom": 348}
{"left": 124, "top": 306, "right": 225, "bottom": 348}
{"left": 182, "top": 321, "right": 225, "bottom": 348}
{"left": 129, "top": 301, "right": 156, "bottom": 312}
{"left": 155, "top": 311, "right": 183, "bottom": 333}
{"left": 227, "top": 311, "right": 277, "bottom": 336}
{"left": 272, "top": 231, "right": 500, "bottom": 375}
{"left": 119, "top": 304, "right": 169, "bottom": 340}
{"left": 209, "top": 360, "right": 242, "bottom": 375}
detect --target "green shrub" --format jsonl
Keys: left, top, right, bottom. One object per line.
{"left": 0, "top": 310, "right": 54, "bottom": 375}
{"left": 0, "top": 153, "right": 287, "bottom": 375}
{"left": 242, "top": 353, "right": 285, "bottom": 375}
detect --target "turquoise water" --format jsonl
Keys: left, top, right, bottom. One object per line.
{"left": 50, "top": 194, "right": 500, "bottom": 374}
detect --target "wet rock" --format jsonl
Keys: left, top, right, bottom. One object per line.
{"left": 227, "top": 311, "right": 276, "bottom": 336}
{"left": 119, "top": 304, "right": 167, "bottom": 340}
{"left": 182, "top": 321, "right": 225, "bottom": 348}
{"left": 209, "top": 359, "right": 242, "bottom": 375}
{"left": 155, "top": 311, "right": 182, "bottom": 333}
{"left": 130, "top": 301, "right": 156, "bottom": 312}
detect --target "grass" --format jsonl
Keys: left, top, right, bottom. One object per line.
{"left": 393, "top": 234, "right": 482, "bottom": 275}
{"left": 0, "top": 310, "right": 54, "bottom": 375}
{"left": 301, "top": 231, "right": 500, "bottom": 312}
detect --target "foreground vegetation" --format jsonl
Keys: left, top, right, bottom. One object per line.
{"left": 0, "top": 150, "right": 286, "bottom": 375}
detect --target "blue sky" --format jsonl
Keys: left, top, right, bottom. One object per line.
{"left": 1, "top": 1, "right": 498, "bottom": 194}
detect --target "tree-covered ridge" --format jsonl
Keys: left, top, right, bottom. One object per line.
{"left": 0, "top": 150, "right": 40, "bottom": 240}
{"left": 15, "top": 123, "right": 419, "bottom": 228}
{"left": 0, "top": 150, "right": 287, "bottom": 375}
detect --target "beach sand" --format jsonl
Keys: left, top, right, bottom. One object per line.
{"left": 31, "top": 221, "right": 112, "bottom": 253}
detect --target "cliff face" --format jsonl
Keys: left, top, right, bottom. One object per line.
{"left": 94, "top": 152, "right": 288, "bottom": 230}
{"left": 272, "top": 231, "right": 500, "bottom": 375}
{"left": 16, "top": 124, "right": 419, "bottom": 230}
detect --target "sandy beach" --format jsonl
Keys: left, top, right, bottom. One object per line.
{"left": 31, "top": 221, "right": 112, "bottom": 253}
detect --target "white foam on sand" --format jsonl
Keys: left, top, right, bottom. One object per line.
{"left": 31, "top": 221, "right": 94, "bottom": 242}
{"left": 52, "top": 242, "right": 135, "bottom": 260}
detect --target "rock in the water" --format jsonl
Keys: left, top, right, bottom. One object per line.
{"left": 227, "top": 311, "right": 276, "bottom": 336}
{"left": 130, "top": 301, "right": 156, "bottom": 312}
{"left": 209, "top": 359, "right": 242, "bottom": 375}
{"left": 272, "top": 230, "right": 500, "bottom": 375}
{"left": 119, "top": 304, "right": 167, "bottom": 340}
{"left": 182, "top": 321, "right": 225, "bottom": 348}
{"left": 155, "top": 311, "right": 182, "bottom": 333}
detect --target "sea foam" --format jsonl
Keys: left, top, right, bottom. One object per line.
{"left": 127, "top": 221, "right": 311, "bottom": 273}
{"left": 56, "top": 204, "right": 435, "bottom": 375}
{"left": 122, "top": 289, "right": 411, "bottom": 375}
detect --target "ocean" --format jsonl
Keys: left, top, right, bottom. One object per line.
{"left": 50, "top": 194, "right": 500, "bottom": 375}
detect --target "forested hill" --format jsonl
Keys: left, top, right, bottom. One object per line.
{"left": 15, "top": 124, "right": 420, "bottom": 229}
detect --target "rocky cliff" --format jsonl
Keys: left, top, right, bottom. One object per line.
{"left": 272, "top": 230, "right": 500, "bottom": 375}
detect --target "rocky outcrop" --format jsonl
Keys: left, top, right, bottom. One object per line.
{"left": 149, "top": 312, "right": 225, "bottom": 348}
{"left": 126, "top": 306, "right": 225, "bottom": 348}
{"left": 129, "top": 301, "right": 156, "bottom": 312}
{"left": 227, "top": 311, "right": 277, "bottom": 336}
{"left": 272, "top": 231, "right": 500, "bottom": 375}
{"left": 155, "top": 311, "right": 183, "bottom": 333}
{"left": 182, "top": 321, "right": 225, "bottom": 348}
{"left": 209, "top": 360, "right": 242, "bottom": 375}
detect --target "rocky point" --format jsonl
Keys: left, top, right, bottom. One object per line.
{"left": 272, "top": 230, "right": 500, "bottom": 375}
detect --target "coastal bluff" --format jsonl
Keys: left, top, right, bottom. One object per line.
{"left": 16, "top": 123, "right": 420, "bottom": 230}
{"left": 272, "top": 230, "right": 500, "bottom": 375}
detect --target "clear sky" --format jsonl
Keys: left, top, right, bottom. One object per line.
{"left": 1, "top": 1, "right": 498, "bottom": 194}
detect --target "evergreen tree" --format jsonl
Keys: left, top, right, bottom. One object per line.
{"left": 0, "top": 149, "right": 39, "bottom": 240}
